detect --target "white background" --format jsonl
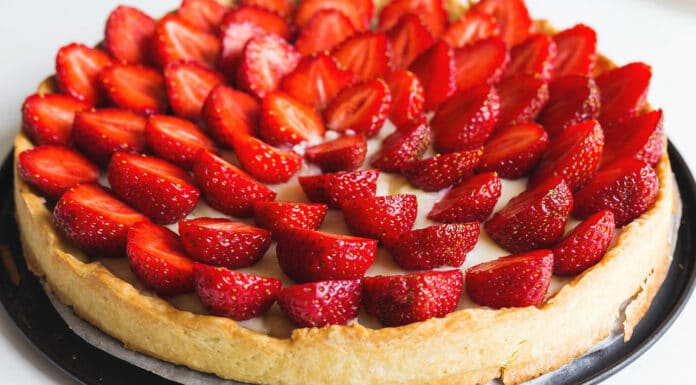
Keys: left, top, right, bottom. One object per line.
{"left": 0, "top": 1, "right": 695, "bottom": 384}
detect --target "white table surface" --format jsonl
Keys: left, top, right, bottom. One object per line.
{"left": 0, "top": 1, "right": 695, "bottom": 384}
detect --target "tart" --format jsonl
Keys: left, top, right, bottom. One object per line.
{"left": 13, "top": 0, "right": 677, "bottom": 384}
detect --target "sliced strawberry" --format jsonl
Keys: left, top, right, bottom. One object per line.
{"left": 107, "top": 152, "right": 200, "bottom": 224}
{"left": 427, "top": 172, "right": 501, "bottom": 222}
{"left": 408, "top": 40, "right": 455, "bottom": 111}
{"left": 21, "top": 93, "right": 89, "bottom": 146}
{"left": 383, "top": 223, "right": 480, "bottom": 270}
{"left": 164, "top": 61, "right": 225, "bottom": 120}
{"left": 305, "top": 135, "right": 367, "bottom": 172}
{"left": 537, "top": 75, "right": 600, "bottom": 137}
{"left": 294, "top": 0, "right": 370, "bottom": 31}
{"left": 178, "top": 0, "right": 228, "bottom": 33}
{"left": 478, "top": 122, "right": 549, "bottom": 179}
{"left": 378, "top": 0, "right": 448, "bottom": 38}
{"left": 55, "top": 43, "right": 114, "bottom": 106}
{"left": 278, "top": 280, "right": 362, "bottom": 327}
{"left": 153, "top": 14, "right": 220, "bottom": 68}
{"left": 323, "top": 79, "right": 391, "bottom": 138}
{"left": 221, "top": 5, "right": 293, "bottom": 40}
{"left": 276, "top": 227, "right": 376, "bottom": 282}
{"left": 363, "top": 270, "right": 463, "bottom": 326}
{"left": 144, "top": 114, "right": 216, "bottom": 170}
{"left": 601, "top": 109, "right": 664, "bottom": 168}
{"left": 465, "top": 250, "right": 552, "bottom": 308}
{"left": 99, "top": 64, "right": 168, "bottom": 115}
{"left": 530, "top": 119, "right": 604, "bottom": 191}
{"left": 179, "top": 218, "right": 271, "bottom": 269}
{"left": 332, "top": 32, "right": 391, "bottom": 82}
{"left": 573, "top": 158, "right": 659, "bottom": 227}
{"left": 232, "top": 135, "right": 303, "bottom": 184}
{"left": 431, "top": 84, "right": 500, "bottom": 153}
{"left": 469, "top": 0, "right": 532, "bottom": 46}
{"left": 237, "top": 34, "right": 301, "bottom": 98}
{"left": 295, "top": 10, "right": 357, "bottom": 56}
{"left": 104, "top": 5, "right": 156, "bottom": 65}
{"left": 202, "top": 85, "right": 260, "bottom": 148}
{"left": 260, "top": 91, "right": 325, "bottom": 146}
{"left": 341, "top": 194, "right": 417, "bottom": 241}
{"left": 279, "top": 53, "right": 355, "bottom": 111}
{"left": 240, "top": 0, "right": 294, "bottom": 17}
{"left": 193, "top": 151, "right": 277, "bottom": 217}
{"left": 370, "top": 117, "right": 431, "bottom": 172}
{"left": 484, "top": 176, "right": 573, "bottom": 253}
{"left": 496, "top": 75, "right": 549, "bottom": 129}
{"left": 193, "top": 263, "right": 281, "bottom": 320}
{"left": 453, "top": 36, "right": 509, "bottom": 92}
{"left": 54, "top": 184, "right": 147, "bottom": 258}
{"left": 252, "top": 201, "right": 328, "bottom": 236}
{"left": 553, "top": 210, "right": 615, "bottom": 276}
{"left": 596, "top": 62, "right": 652, "bottom": 125}
{"left": 299, "top": 169, "right": 378, "bottom": 208}
{"left": 442, "top": 10, "right": 500, "bottom": 48}
{"left": 18, "top": 145, "right": 99, "bottom": 201}
{"left": 73, "top": 108, "right": 147, "bottom": 166}
{"left": 218, "top": 21, "right": 266, "bottom": 78}
{"left": 552, "top": 24, "right": 597, "bottom": 79}
{"left": 383, "top": 70, "right": 424, "bottom": 127}
{"left": 386, "top": 13, "right": 435, "bottom": 71}
{"left": 403, "top": 148, "right": 482, "bottom": 191}
{"left": 503, "top": 33, "right": 557, "bottom": 82}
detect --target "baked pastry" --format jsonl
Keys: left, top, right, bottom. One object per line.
{"left": 13, "top": 0, "right": 677, "bottom": 384}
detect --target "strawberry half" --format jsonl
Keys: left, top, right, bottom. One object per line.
{"left": 469, "top": 0, "right": 532, "bottom": 47}
{"left": 495, "top": 75, "right": 549, "bottom": 129}
{"left": 299, "top": 169, "right": 378, "bottom": 209}
{"left": 553, "top": 210, "right": 615, "bottom": 276}
{"left": 362, "top": 270, "right": 463, "bottom": 326}
{"left": 552, "top": 24, "right": 597, "bottom": 79}
{"left": 596, "top": 62, "right": 652, "bottom": 125}
{"left": 537, "top": 75, "right": 600, "bottom": 137}
{"left": 178, "top": 0, "right": 228, "bottom": 33}
{"left": 305, "top": 135, "right": 367, "bottom": 172}
{"left": 73, "top": 108, "right": 147, "bottom": 166}
{"left": 294, "top": 0, "right": 370, "bottom": 31}
{"left": 408, "top": 40, "right": 455, "bottom": 111}
{"left": 601, "top": 109, "right": 664, "bottom": 168}
{"left": 465, "top": 250, "right": 552, "bottom": 308}
{"left": 232, "top": 135, "right": 303, "bottom": 184}
{"left": 221, "top": 5, "right": 293, "bottom": 41}
{"left": 202, "top": 85, "right": 260, "bottom": 148}
{"left": 55, "top": 43, "right": 114, "bottom": 106}
{"left": 383, "top": 70, "right": 425, "bottom": 127}
{"left": 99, "top": 64, "right": 168, "bottom": 115}
{"left": 241, "top": 0, "right": 294, "bottom": 17}
{"left": 503, "top": 33, "right": 557, "bottom": 82}
{"left": 378, "top": 0, "right": 448, "bottom": 38}
{"left": 153, "top": 14, "right": 220, "bottom": 68}
{"left": 442, "top": 10, "right": 500, "bottom": 48}
{"left": 403, "top": 148, "right": 483, "bottom": 191}
{"left": 323, "top": 79, "right": 391, "bottom": 138}
{"left": 453, "top": 36, "right": 509, "bottom": 92}
{"left": 252, "top": 201, "right": 328, "bottom": 236}
{"left": 332, "top": 31, "right": 391, "bottom": 82}
{"left": 144, "top": 114, "right": 216, "bottom": 170}
{"left": 260, "top": 91, "right": 325, "bottom": 146}
{"left": 341, "top": 194, "right": 417, "bottom": 241}
{"left": 164, "top": 61, "right": 225, "bottom": 121}
{"left": 427, "top": 172, "right": 501, "bottom": 223}
{"left": 386, "top": 13, "right": 435, "bottom": 71}
{"left": 218, "top": 21, "right": 266, "bottom": 78}
{"left": 278, "top": 279, "right": 362, "bottom": 327}
{"left": 237, "top": 34, "right": 301, "bottom": 99}
{"left": 478, "top": 122, "right": 549, "bottom": 179}
{"left": 104, "top": 5, "right": 156, "bottom": 65}
{"left": 280, "top": 53, "right": 355, "bottom": 111}
{"left": 21, "top": 93, "right": 89, "bottom": 146}
{"left": 295, "top": 10, "right": 357, "bottom": 56}
{"left": 370, "top": 117, "right": 431, "bottom": 172}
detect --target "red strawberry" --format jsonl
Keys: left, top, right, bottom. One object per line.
{"left": 465, "top": 250, "right": 552, "bottom": 308}
{"left": 231, "top": 135, "right": 303, "bottom": 184}
{"left": 383, "top": 223, "right": 480, "bottom": 270}
{"left": 378, "top": 0, "right": 448, "bottom": 38}
{"left": 127, "top": 222, "right": 195, "bottom": 295}
{"left": 323, "top": 79, "right": 391, "bottom": 138}
{"left": 193, "top": 150, "right": 277, "bottom": 217}
{"left": 107, "top": 152, "right": 200, "bottom": 224}
{"left": 469, "top": 0, "right": 532, "bottom": 46}
{"left": 18, "top": 145, "right": 99, "bottom": 201}
{"left": 596, "top": 62, "right": 652, "bottom": 125}
{"left": 332, "top": 32, "right": 391, "bottom": 82}
{"left": 72, "top": 108, "right": 147, "bottom": 166}
{"left": 280, "top": 53, "right": 355, "bottom": 111}
{"left": 99, "top": 64, "right": 168, "bottom": 115}
{"left": 530, "top": 120, "right": 604, "bottom": 191}
{"left": 408, "top": 40, "right": 455, "bottom": 111}
{"left": 601, "top": 109, "right": 664, "bottom": 168}
{"left": 164, "top": 61, "right": 225, "bottom": 121}
{"left": 202, "top": 85, "right": 260, "bottom": 148}
{"left": 294, "top": 0, "right": 370, "bottom": 31}
{"left": 179, "top": 218, "right": 271, "bottom": 269}
{"left": 240, "top": 0, "right": 294, "bottom": 17}
{"left": 341, "top": 194, "right": 417, "bottom": 241}
{"left": 54, "top": 184, "right": 147, "bottom": 258}
{"left": 370, "top": 117, "right": 431, "bottom": 172}
{"left": 573, "top": 158, "right": 659, "bottom": 227}
{"left": 252, "top": 201, "right": 328, "bottom": 236}
{"left": 299, "top": 169, "right": 378, "bottom": 208}
{"left": 503, "top": 33, "right": 557, "bottom": 82}
{"left": 537, "top": 75, "right": 600, "bottom": 137}
{"left": 552, "top": 24, "right": 597, "bottom": 79}
{"left": 237, "top": 34, "right": 301, "bottom": 99}
{"left": 453, "top": 37, "right": 508, "bottom": 93}
{"left": 305, "top": 135, "right": 367, "bottom": 172}
{"left": 104, "top": 5, "right": 156, "bottom": 65}
{"left": 193, "top": 263, "right": 281, "bottom": 320}
{"left": 442, "top": 10, "right": 500, "bottom": 48}
{"left": 553, "top": 210, "right": 615, "bottom": 276}
{"left": 427, "top": 172, "right": 501, "bottom": 223}
{"left": 260, "top": 91, "right": 325, "bottom": 146}
{"left": 21, "top": 93, "right": 89, "bottom": 146}
{"left": 218, "top": 21, "right": 265, "bottom": 77}
{"left": 178, "top": 0, "right": 227, "bottom": 33}
{"left": 478, "top": 122, "right": 549, "bottom": 179}
{"left": 295, "top": 10, "right": 357, "bottom": 56}
{"left": 431, "top": 84, "right": 500, "bottom": 153}
{"left": 383, "top": 70, "right": 424, "bottom": 127}
{"left": 55, "top": 43, "right": 113, "bottom": 106}
{"left": 278, "top": 279, "right": 362, "bottom": 327}
{"left": 221, "top": 5, "right": 293, "bottom": 41}
{"left": 276, "top": 227, "right": 377, "bottom": 282}
{"left": 484, "top": 176, "right": 573, "bottom": 253}
{"left": 496, "top": 75, "right": 549, "bottom": 129}
{"left": 153, "top": 14, "right": 220, "bottom": 68}
{"left": 144, "top": 114, "right": 216, "bottom": 170}
{"left": 363, "top": 270, "right": 463, "bottom": 326}
{"left": 403, "top": 148, "right": 483, "bottom": 191}
{"left": 386, "top": 13, "right": 435, "bottom": 71}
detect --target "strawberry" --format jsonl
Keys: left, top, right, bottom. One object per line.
{"left": 478, "top": 122, "right": 549, "bottom": 179}
{"left": 107, "top": 152, "right": 200, "bottom": 224}
{"left": 386, "top": 13, "right": 435, "bottom": 71}
{"left": 193, "top": 151, "right": 277, "bottom": 217}
{"left": 294, "top": 0, "right": 370, "bottom": 31}
{"left": 178, "top": 0, "right": 228, "bottom": 33}
{"left": 465, "top": 250, "right": 552, "bottom": 308}
{"left": 231, "top": 135, "right": 303, "bottom": 184}
{"left": 469, "top": 0, "right": 532, "bottom": 47}
{"left": 279, "top": 53, "right": 355, "bottom": 111}
{"left": 408, "top": 40, "right": 455, "bottom": 111}
{"left": 362, "top": 270, "right": 463, "bottom": 326}
{"left": 383, "top": 222, "right": 480, "bottom": 270}
{"left": 202, "top": 85, "right": 260, "bottom": 148}
{"left": 218, "top": 21, "right": 266, "bottom": 78}
{"left": 453, "top": 36, "right": 509, "bottom": 92}
{"left": 442, "top": 10, "right": 500, "bottom": 48}
{"left": 332, "top": 32, "right": 391, "bottom": 82}
{"left": 237, "top": 34, "right": 301, "bottom": 99}
{"left": 553, "top": 210, "right": 615, "bottom": 276}
{"left": 503, "top": 33, "right": 557, "bottom": 82}
{"left": 495, "top": 75, "right": 549, "bottom": 129}
{"left": 252, "top": 201, "right": 328, "bottom": 236}
{"left": 295, "top": 10, "right": 357, "bottom": 56}
{"left": 221, "top": 5, "right": 293, "bottom": 41}
{"left": 341, "top": 194, "right": 417, "bottom": 241}
{"left": 427, "top": 172, "right": 501, "bottom": 223}
{"left": 573, "top": 158, "right": 659, "bottom": 227}
{"left": 144, "top": 114, "right": 216, "bottom": 170}
{"left": 21, "top": 93, "right": 89, "bottom": 146}
{"left": 537, "top": 75, "right": 600, "bottom": 137}
{"left": 370, "top": 117, "right": 431, "bottom": 172}
{"left": 552, "top": 24, "right": 597, "bottom": 79}
{"left": 55, "top": 43, "right": 113, "bottom": 106}
{"left": 193, "top": 263, "right": 281, "bottom": 320}
{"left": 153, "top": 14, "right": 220, "bottom": 68}
{"left": 299, "top": 169, "right": 378, "bottom": 208}
{"left": 323, "top": 79, "right": 391, "bottom": 138}
{"left": 484, "top": 176, "right": 573, "bottom": 253}
{"left": 54, "top": 184, "right": 147, "bottom": 258}
{"left": 127, "top": 221, "right": 195, "bottom": 295}
{"left": 104, "top": 5, "right": 156, "bottom": 65}
{"left": 240, "top": 0, "right": 294, "bottom": 17}
{"left": 596, "top": 62, "right": 652, "bottom": 125}
{"left": 72, "top": 108, "right": 147, "bottom": 166}
{"left": 431, "top": 84, "right": 500, "bottom": 153}
{"left": 164, "top": 61, "right": 225, "bottom": 121}
{"left": 18, "top": 145, "right": 99, "bottom": 201}
{"left": 530, "top": 120, "right": 604, "bottom": 191}
{"left": 260, "top": 91, "right": 325, "bottom": 146}
{"left": 278, "top": 279, "right": 362, "bottom": 327}
{"left": 179, "top": 218, "right": 271, "bottom": 269}
{"left": 98, "top": 64, "right": 168, "bottom": 115}
{"left": 378, "top": 0, "right": 448, "bottom": 38}
{"left": 305, "top": 135, "right": 367, "bottom": 172}
{"left": 276, "top": 227, "right": 377, "bottom": 282}
{"left": 403, "top": 148, "right": 483, "bottom": 191}
{"left": 383, "top": 70, "right": 424, "bottom": 127}
{"left": 601, "top": 109, "right": 664, "bottom": 168}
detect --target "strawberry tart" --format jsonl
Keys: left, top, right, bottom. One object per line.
{"left": 13, "top": 0, "right": 677, "bottom": 384}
